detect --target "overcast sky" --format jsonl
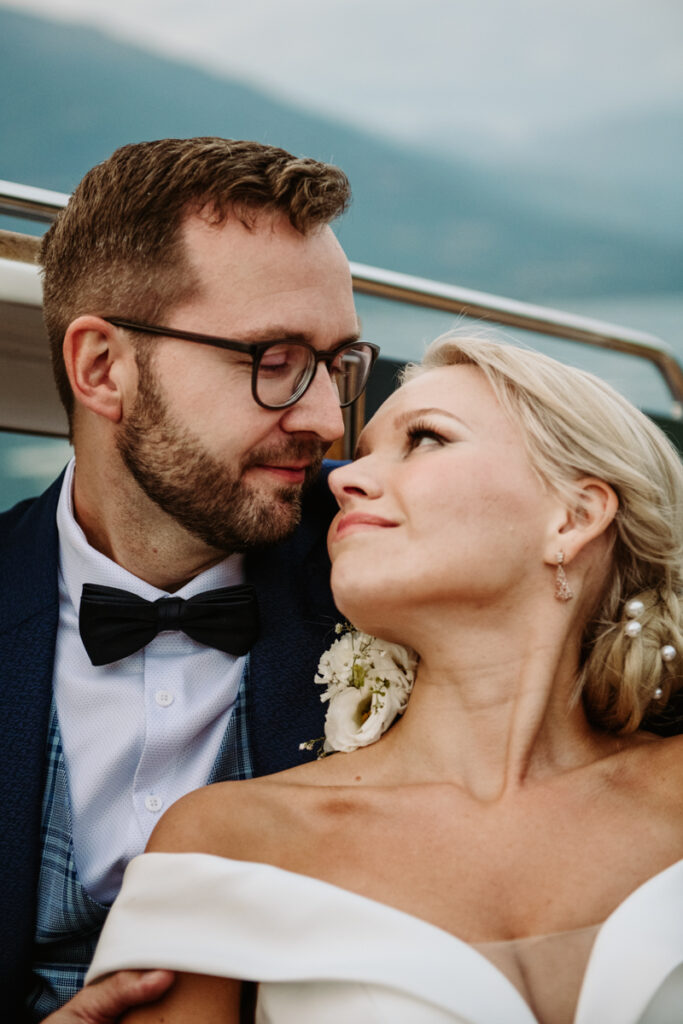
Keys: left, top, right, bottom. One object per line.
{"left": 4, "top": 0, "right": 682, "bottom": 153}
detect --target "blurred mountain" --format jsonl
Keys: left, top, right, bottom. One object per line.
{"left": 466, "top": 106, "right": 683, "bottom": 246}
{"left": 1, "top": 5, "right": 680, "bottom": 301}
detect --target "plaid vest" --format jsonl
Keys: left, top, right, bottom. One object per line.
{"left": 26, "top": 661, "right": 253, "bottom": 1020}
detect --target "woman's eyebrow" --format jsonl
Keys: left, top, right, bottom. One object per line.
{"left": 393, "top": 406, "right": 472, "bottom": 431}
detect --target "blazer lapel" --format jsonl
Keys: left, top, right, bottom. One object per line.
{"left": 0, "top": 474, "right": 63, "bottom": 1012}
{"left": 245, "top": 464, "right": 341, "bottom": 777}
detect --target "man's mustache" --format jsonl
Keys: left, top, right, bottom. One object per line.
{"left": 242, "top": 439, "right": 327, "bottom": 474}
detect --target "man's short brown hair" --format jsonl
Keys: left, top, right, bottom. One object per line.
{"left": 40, "top": 137, "right": 351, "bottom": 425}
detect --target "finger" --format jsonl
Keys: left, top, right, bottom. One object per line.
{"left": 88, "top": 970, "right": 175, "bottom": 1016}
{"left": 44, "top": 970, "right": 175, "bottom": 1023}
{"left": 123, "top": 969, "right": 176, "bottom": 1004}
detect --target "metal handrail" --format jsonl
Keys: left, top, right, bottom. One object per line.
{"left": 2, "top": 178, "right": 682, "bottom": 405}
{"left": 0, "top": 180, "right": 68, "bottom": 223}
{"left": 350, "top": 266, "right": 683, "bottom": 406}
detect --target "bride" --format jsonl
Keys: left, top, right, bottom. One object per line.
{"left": 86, "top": 335, "right": 683, "bottom": 1023}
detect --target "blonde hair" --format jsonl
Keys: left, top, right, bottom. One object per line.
{"left": 404, "top": 333, "right": 683, "bottom": 733}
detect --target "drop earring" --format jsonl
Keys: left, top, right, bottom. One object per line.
{"left": 554, "top": 551, "right": 573, "bottom": 602}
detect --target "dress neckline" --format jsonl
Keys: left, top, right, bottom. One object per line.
{"left": 245, "top": 853, "right": 683, "bottom": 1024}
{"left": 88, "top": 852, "right": 683, "bottom": 1024}
{"left": 474, "top": 922, "right": 604, "bottom": 1024}
{"left": 473, "top": 919, "right": 603, "bottom": 949}
{"left": 196, "top": 851, "right": 682, "bottom": 947}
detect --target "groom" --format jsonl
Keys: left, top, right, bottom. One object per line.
{"left": 1, "top": 137, "right": 371, "bottom": 1020}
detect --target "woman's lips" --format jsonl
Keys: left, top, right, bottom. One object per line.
{"left": 334, "top": 512, "right": 398, "bottom": 540}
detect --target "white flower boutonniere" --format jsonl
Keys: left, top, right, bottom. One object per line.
{"left": 301, "top": 623, "right": 418, "bottom": 756}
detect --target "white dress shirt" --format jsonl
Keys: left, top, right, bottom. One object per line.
{"left": 54, "top": 458, "right": 246, "bottom": 904}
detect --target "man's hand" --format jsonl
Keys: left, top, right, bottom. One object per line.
{"left": 42, "top": 970, "right": 175, "bottom": 1023}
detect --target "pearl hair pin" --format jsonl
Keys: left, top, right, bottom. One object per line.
{"left": 652, "top": 646, "right": 677, "bottom": 703}
{"left": 622, "top": 599, "right": 677, "bottom": 702}
{"left": 624, "top": 601, "right": 677, "bottom": 663}
{"left": 624, "top": 598, "right": 644, "bottom": 637}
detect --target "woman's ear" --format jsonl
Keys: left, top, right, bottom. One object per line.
{"left": 62, "top": 316, "right": 131, "bottom": 424}
{"left": 543, "top": 478, "right": 618, "bottom": 566}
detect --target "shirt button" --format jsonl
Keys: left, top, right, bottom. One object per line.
{"left": 155, "top": 690, "right": 174, "bottom": 707}
{"left": 145, "top": 795, "right": 163, "bottom": 813}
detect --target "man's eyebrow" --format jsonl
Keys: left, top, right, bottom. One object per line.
{"left": 354, "top": 406, "right": 470, "bottom": 459}
{"left": 235, "top": 325, "right": 362, "bottom": 348}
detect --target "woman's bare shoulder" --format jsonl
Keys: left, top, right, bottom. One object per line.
{"left": 617, "top": 730, "right": 683, "bottom": 808}
{"left": 145, "top": 777, "right": 287, "bottom": 859}
{"left": 649, "top": 730, "right": 683, "bottom": 776}
{"left": 634, "top": 729, "right": 683, "bottom": 761}
{"left": 144, "top": 756, "right": 363, "bottom": 863}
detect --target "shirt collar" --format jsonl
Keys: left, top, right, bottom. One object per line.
{"left": 57, "top": 457, "right": 245, "bottom": 612}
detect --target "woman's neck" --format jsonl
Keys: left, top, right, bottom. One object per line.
{"left": 366, "top": 604, "right": 618, "bottom": 802}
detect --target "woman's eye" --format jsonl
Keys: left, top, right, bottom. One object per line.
{"left": 407, "top": 428, "right": 446, "bottom": 451}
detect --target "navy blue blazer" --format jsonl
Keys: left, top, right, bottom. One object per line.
{"left": 0, "top": 465, "right": 341, "bottom": 1017}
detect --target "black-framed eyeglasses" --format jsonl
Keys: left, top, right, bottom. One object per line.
{"left": 104, "top": 317, "right": 379, "bottom": 410}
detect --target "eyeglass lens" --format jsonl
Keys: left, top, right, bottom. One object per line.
{"left": 256, "top": 342, "right": 375, "bottom": 408}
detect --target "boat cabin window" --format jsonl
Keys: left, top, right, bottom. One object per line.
{"left": 0, "top": 431, "right": 71, "bottom": 511}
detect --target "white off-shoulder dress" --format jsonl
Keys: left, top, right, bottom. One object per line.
{"left": 86, "top": 853, "right": 683, "bottom": 1024}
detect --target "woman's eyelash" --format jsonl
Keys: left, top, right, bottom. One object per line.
{"left": 405, "top": 420, "right": 447, "bottom": 449}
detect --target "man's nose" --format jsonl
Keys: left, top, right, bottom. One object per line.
{"left": 280, "top": 363, "right": 345, "bottom": 442}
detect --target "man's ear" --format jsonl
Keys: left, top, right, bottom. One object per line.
{"left": 62, "top": 316, "right": 131, "bottom": 424}
{"left": 543, "top": 478, "right": 618, "bottom": 566}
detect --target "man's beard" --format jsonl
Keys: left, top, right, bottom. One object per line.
{"left": 116, "top": 355, "right": 325, "bottom": 553}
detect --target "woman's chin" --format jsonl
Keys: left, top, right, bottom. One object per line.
{"left": 331, "top": 567, "right": 408, "bottom": 638}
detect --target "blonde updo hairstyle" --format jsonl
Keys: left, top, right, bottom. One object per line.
{"left": 404, "top": 334, "right": 683, "bottom": 733}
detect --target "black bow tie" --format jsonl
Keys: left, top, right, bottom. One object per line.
{"left": 79, "top": 582, "right": 259, "bottom": 666}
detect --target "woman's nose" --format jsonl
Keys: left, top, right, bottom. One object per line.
{"left": 328, "top": 457, "right": 382, "bottom": 505}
